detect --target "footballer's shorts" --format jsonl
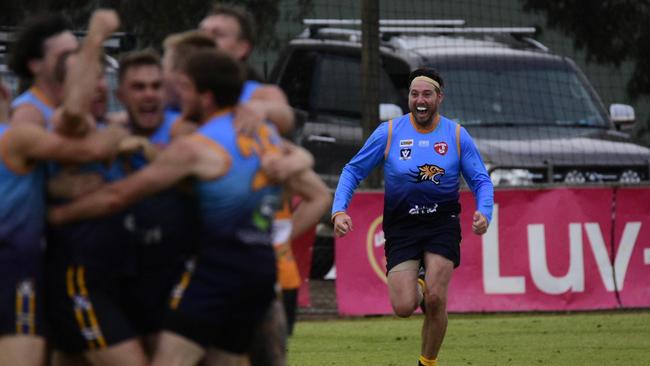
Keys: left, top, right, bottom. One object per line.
{"left": 384, "top": 207, "right": 462, "bottom": 272}
{"left": 45, "top": 214, "right": 137, "bottom": 353}
{"left": 163, "top": 242, "right": 277, "bottom": 354}
{"left": 0, "top": 238, "right": 44, "bottom": 337}
{"left": 123, "top": 192, "right": 198, "bottom": 335}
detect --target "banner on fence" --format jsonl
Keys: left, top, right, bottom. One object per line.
{"left": 335, "top": 188, "right": 650, "bottom": 315}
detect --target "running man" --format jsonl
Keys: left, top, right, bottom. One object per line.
{"left": 332, "top": 68, "right": 494, "bottom": 366}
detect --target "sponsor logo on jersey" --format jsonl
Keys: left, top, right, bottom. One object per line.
{"left": 418, "top": 140, "right": 430, "bottom": 147}
{"left": 400, "top": 148, "right": 412, "bottom": 160}
{"left": 434, "top": 141, "right": 448, "bottom": 155}
{"left": 400, "top": 139, "right": 414, "bottom": 147}
{"left": 408, "top": 164, "right": 445, "bottom": 184}
{"left": 409, "top": 203, "right": 439, "bottom": 215}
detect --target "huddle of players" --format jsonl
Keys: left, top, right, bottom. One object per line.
{"left": 0, "top": 5, "right": 331, "bottom": 366}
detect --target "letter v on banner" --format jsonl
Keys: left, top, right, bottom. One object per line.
{"left": 585, "top": 222, "right": 641, "bottom": 292}
{"left": 482, "top": 204, "right": 526, "bottom": 294}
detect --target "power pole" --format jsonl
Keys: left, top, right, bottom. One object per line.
{"left": 361, "top": 0, "right": 381, "bottom": 188}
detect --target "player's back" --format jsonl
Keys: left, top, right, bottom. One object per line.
{"left": 194, "top": 111, "right": 281, "bottom": 251}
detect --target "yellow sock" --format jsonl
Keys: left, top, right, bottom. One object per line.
{"left": 419, "top": 355, "right": 438, "bottom": 366}
{"left": 417, "top": 278, "right": 425, "bottom": 303}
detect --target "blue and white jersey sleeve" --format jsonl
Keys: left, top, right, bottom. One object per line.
{"left": 459, "top": 127, "right": 494, "bottom": 223}
{"left": 332, "top": 122, "right": 388, "bottom": 215}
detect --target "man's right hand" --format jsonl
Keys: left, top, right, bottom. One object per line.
{"left": 0, "top": 82, "right": 10, "bottom": 122}
{"left": 333, "top": 213, "right": 353, "bottom": 237}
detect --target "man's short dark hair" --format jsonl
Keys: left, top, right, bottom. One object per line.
{"left": 9, "top": 14, "right": 73, "bottom": 79}
{"left": 118, "top": 49, "right": 161, "bottom": 82}
{"left": 209, "top": 3, "right": 256, "bottom": 46}
{"left": 181, "top": 49, "right": 244, "bottom": 109}
{"left": 408, "top": 68, "right": 444, "bottom": 92}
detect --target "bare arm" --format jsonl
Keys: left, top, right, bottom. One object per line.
{"left": 48, "top": 137, "right": 201, "bottom": 224}
{"left": 286, "top": 169, "right": 332, "bottom": 240}
{"left": 250, "top": 85, "right": 295, "bottom": 134}
{"left": 262, "top": 140, "right": 314, "bottom": 183}
{"left": 235, "top": 85, "right": 295, "bottom": 135}
{"left": 9, "top": 123, "right": 129, "bottom": 164}
{"left": 0, "top": 83, "right": 11, "bottom": 123}
{"left": 48, "top": 135, "right": 230, "bottom": 224}
{"left": 58, "top": 10, "right": 119, "bottom": 136}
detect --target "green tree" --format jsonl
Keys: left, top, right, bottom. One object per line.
{"left": 1, "top": 0, "right": 313, "bottom": 53}
{"left": 521, "top": 0, "right": 650, "bottom": 100}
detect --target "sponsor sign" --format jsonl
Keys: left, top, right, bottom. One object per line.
{"left": 335, "top": 188, "right": 650, "bottom": 315}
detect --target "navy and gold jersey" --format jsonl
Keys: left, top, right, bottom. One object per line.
{"left": 332, "top": 113, "right": 493, "bottom": 235}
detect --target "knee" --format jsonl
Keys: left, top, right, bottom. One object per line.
{"left": 424, "top": 288, "right": 447, "bottom": 313}
{"left": 392, "top": 299, "right": 418, "bottom": 318}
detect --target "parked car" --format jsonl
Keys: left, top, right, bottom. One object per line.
{"left": 270, "top": 20, "right": 650, "bottom": 278}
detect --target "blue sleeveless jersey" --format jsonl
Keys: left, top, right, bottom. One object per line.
{"left": 239, "top": 80, "right": 261, "bottom": 103}
{"left": 46, "top": 121, "right": 130, "bottom": 270}
{"left": 0, "top": 125, "right": 46, "bottom": 258}
{"left": 11, "top": 88, "right": 55, "bottom": 127}
{"left": 128, "top": 110, "right": 198, "bottom": 268}
{"left": 333, "top": 113, "right": 493, "bottom": 235}
{"left": 194, "top": 111, "right": 281, "bottom": 247}
{"left": 130, "top": 110, "right": 181, "bottom": 171}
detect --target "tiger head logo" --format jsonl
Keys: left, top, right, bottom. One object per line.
{"left": 408, "top": 164, "right": 445, "bottom": 184}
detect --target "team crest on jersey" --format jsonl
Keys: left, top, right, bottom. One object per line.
{"left": 434, "top": 142, "right": 448, "bottom": 155}
{"left": 400, "top": 139, "right": 414, "bottom": 147}
{"left": 399, "top": 148, "right": 412, "bottom": 160}
{"left": 408, "top": 164, "right": 445, "bottom": 184}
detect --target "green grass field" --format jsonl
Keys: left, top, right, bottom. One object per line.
{"left": 288, "top": 311, "right": 650, "bottom": 366}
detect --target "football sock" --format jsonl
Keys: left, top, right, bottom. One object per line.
{"left": 418, "top": 355, "right": 438, "bottom": 366}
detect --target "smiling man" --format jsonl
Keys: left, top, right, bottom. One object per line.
{"left": 9, "top": 14, "right": 78, "bottom": 128}
{"left": 332, "top": 68, "right": 494, "bottom": 366}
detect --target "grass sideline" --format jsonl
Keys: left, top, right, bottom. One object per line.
{"left": 287, "top": 311, "right": 650, "bottom": 366}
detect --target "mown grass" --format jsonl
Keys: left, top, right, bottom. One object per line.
{"left": 288, "top": 311, "right": 650, "bottom": 366}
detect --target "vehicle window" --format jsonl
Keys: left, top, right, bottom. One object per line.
{"left": 311, "top": 54, "right": 402, "bottom": 119}
{"left": 277, "top": 50, "right": 318, "bottom": 113}
{"left": 432, "top": 57, "right": 608, "bottom": 127}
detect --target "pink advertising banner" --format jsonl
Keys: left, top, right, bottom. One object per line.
{"left": 335, "top": 188, "right": 650, "bottom": 315}
{"left": 614, "top": 187, "right": 650, "bottom": 308}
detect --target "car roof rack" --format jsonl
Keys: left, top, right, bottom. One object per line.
{"left": 301, "top": 20, "right": 547, "bottom": 52}
{"left": 304, "top": 19, "right": 466, "bottom": 26}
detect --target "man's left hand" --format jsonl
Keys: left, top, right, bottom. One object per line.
{"left": 234, "top": 102, "right": 265, "bottom": 136}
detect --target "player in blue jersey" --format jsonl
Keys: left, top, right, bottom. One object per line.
{"left": 114, "top": 49, "right": 199, "bottom": 354}
{"left": 35, "top": 11, "right": 154, "bottom": 366}
{"left": 0, "top": 68, "right": 130, "bottom": 366}
{"left": 48, "top": 49, "right": 309, "bottom": 366}
{"left": 9, "top": 14, "right": 78, "bottom": 128}
{"left": 332, "top": 68, "right": 494, "bottom": 366}
{"left": 198, "top": 4, "right": 295, "bottom": 137}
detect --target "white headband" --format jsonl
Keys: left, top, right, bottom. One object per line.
{"left": 410, "top": 76, "right": 441, "bottom": 91}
